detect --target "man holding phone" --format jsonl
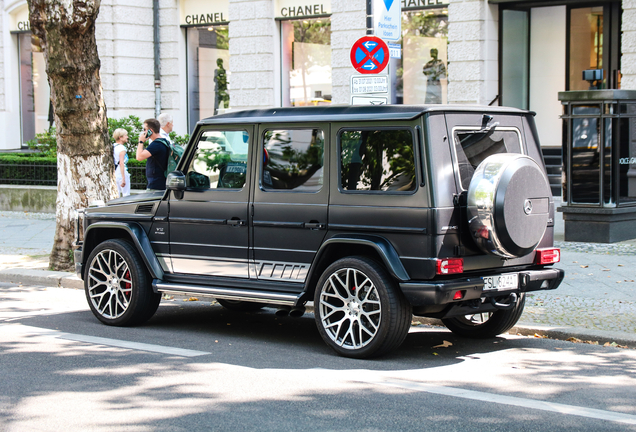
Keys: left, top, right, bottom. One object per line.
{"left": 136, "top": 118, "right": 170, "bottom": 191}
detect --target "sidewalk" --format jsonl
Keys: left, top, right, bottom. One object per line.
{"left": 1, "top": 206, "right": 635, "bottom": 347}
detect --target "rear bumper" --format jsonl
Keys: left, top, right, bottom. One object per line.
{"left": 399, "top": 267, "right": 564, "bottom": 307}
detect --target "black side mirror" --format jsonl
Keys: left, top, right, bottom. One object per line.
{"left": 166, "top": 171, "right": 186, "bottom": 199}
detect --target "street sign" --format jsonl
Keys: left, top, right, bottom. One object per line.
{"left": 373, "top": 0, "right": 401, "bottom": 41}
{"left": 351, "top": 75, "right": 389, "bottom": 94}
{"left": 351, "top": 95, "right": 389, "bottom": 105}
{"left": 350, "top": 36, "right": 390, "bottom": 74}
{"left": 388, "top": 43, "right": 401, "bottom": 59}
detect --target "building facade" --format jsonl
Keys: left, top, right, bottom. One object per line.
{"left": 0, "top": 0, "right": 629, "bottom": 151}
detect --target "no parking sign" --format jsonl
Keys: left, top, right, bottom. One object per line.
{"left": 350, "top": 36, "right": 389, "bottom": 75}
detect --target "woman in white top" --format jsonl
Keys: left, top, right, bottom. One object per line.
{"left": 112, "top": 128, "right": 131, "bottom": 197}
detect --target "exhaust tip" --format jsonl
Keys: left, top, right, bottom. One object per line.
{"left": 289, "top": 306, "right": 306, "bottom": 318}
{"left": 275, "top": 306, "right": 291, "bottom": 317}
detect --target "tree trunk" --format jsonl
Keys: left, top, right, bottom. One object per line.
{"left": 28, "top": 0, "right": 116, "bottom": 271}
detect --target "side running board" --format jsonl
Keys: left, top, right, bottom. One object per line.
{"left": 153, "top": 280, "right": 301, "bottom": 306}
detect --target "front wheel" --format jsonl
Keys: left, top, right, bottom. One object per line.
{"left": 84, "top": 239, "right": 161, "bottom": 326}
{"left": 441, "top": 293, "right": 526, "bottom": 338}
{"left": 314, "top": 256, "right": 411, "bottom": 359}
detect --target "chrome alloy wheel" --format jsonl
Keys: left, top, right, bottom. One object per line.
{"left": 87, "top": 249, "right": 133, "bottom": 319}
{"left": 318, "top": 267, "right": 382, "bottom": 350}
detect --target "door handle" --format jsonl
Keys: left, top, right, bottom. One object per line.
{"left": 227, "top": 219, "right": 246, "bottom": 227}
{"left": 304, "top": 222, "right": 325, "bottom": 230}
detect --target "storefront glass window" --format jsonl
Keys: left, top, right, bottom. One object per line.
{"left": 501, "top": 10, "right": 529, "bottom": 109}
{"left": 570, "top": 106, "right": 601, "bottom": 204}
{"left": 281, "top": 18, "right": 331, "bottom": 107}
{"left": 19, "top": 33, "right": 51, "bottom": 144}
{"left": 396, "top": 9, "right": 448, "bottom": 105}
{"left": 618, "top": 116, "right": 636, "bottom": 205}
{"left": 569, "top": 7, "right": 604, "bottom": 91}
{"left": 186, "top": 26, "right": 229, "bottom": 133}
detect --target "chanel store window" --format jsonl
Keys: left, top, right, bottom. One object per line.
{"left": 396, "top": 4, "right": 448, "bottom": 104}
{"left": 278, "top": 0, "right": 332, "bottom": 107}
{"left": 182, "top": 0, "right": 230, "bottom": 132}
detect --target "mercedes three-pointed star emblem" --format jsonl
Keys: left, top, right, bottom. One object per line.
{"left": 523, "top": 199, "right": 533, "bottom": 215}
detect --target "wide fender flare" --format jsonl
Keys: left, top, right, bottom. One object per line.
{"left": 310, "top": 234, "right": 410, "bottom": 283}
{"left": 84, "top": 221, "right": 164, "bottom": 280}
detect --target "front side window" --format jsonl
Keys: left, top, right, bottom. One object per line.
{"left": 454, "top": 128, "right": 522, "bottom": 190}
{"left": 185, "top": 130, "right": 249, "bottom": 190}
{"left": 339, "top": 129, "right": 416, "bottom": 192}
{"left": 262, "top": 129, "right": 324, "bottom": 192}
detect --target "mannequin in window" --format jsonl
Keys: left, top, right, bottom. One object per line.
{"left": 214, "top": 58, "right": 230, "bottom": 115}
{"left": 422, "top": 48, "right": 446, "bottom": 104}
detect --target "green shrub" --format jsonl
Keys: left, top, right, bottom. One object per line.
{"left": 169, "top": 131, "right": 191, "bottom": 146}
{"left": 0, "top": 154, "right": 58, "bottom": 185}
{"left": 25, "top": 115, "right": 190, "bottom": 158}
{"left": 26, "top": 127, "right": 57, "bottom": 156}
{"left": 2, "top": 113, "right": 192, "bottom": 188}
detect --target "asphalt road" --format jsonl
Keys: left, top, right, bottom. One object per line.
{"left": 1, "top": 282, "right": 636, "bottom": 431}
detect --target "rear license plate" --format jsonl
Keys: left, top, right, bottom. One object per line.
{"left": 483, "top": 273, "right": 518, "bottom": 291}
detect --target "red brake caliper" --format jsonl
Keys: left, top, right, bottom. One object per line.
{"left": 124, "top": 270, "right": 132, "bottom": 298}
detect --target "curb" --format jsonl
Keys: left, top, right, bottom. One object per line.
{"left": 0, "top": 269, "right": 82, "bottom": 290}
{"left": 410, "top": 316, "right": 636, "bottom": 348}
{"left": 1, "top": 268, "right": 635, "bottom": 348}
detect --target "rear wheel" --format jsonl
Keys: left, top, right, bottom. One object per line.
{"left": 441, "top": 293, "right": 526, "bottom": 338}
{"left": 217, "top": 299, "right": 265, "bottom": 312}
{"left": 84, "top": 239, "right": 161, "bottom": 326}
{"left": 314, "top": 256, "right": 411, "bottom": 359}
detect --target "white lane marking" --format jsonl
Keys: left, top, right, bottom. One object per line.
{"left": 2, "top": 324, "right": 210, "bottom": 357}
{"left": 361, "top": 378, "right": 636, "bottom": 425}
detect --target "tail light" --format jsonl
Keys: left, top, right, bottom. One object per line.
{"left": 535, "top": 248, "right": 560, "bottom": 265}
{"left": 436, "top": 258, "right": 464, "bottom": 275}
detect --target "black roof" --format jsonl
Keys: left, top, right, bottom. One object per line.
{"left": 199, "top": 104, "right": 530, "bottom": 126}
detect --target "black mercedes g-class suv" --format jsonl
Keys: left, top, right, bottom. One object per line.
{"left": 74, "top": 105, "right": 563, "bottom": 358}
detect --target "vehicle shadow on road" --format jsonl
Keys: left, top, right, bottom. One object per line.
{"left": 1, "top": 297, "right": 608, "bottom": 371}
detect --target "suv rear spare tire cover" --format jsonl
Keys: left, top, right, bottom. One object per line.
{"left": 467, "top": 153, "right": 551, "bottom": 258}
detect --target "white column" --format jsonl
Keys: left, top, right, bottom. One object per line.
{"left": 158, "top": 0, "right": 181, "bottom": 115}
{"left": 96, "top": 0, "right": 155, "bottom": 120}
{"left": 447, "top": 0, "right": 498, "bottom": 105}
{"left": 0, "top": 0, "right": 5, "bottom": 114}
{"left": 1, "top": 2, "right": 24, "bottom": 150}
{"left": 622, "top": 0, "right": 636, "bottom": 89}
{"left": 228, "top": 0, "right": 277, "bottom": 111}
{"left": 330, "top": 0, "right": 365, "bottom": 105}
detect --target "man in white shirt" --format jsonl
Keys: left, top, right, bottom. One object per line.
{"left": 158, "top": 113, "right": 173, "bottom": 143}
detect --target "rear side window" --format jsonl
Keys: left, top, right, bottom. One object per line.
{"left": 339, "top": 129, "right": 416, "bottom": 192}
{"left": 262, "top": 129, "right": 324, "bottom": 192}
{"left": 453, "top": 128, "right": 522, "bottom": 190}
